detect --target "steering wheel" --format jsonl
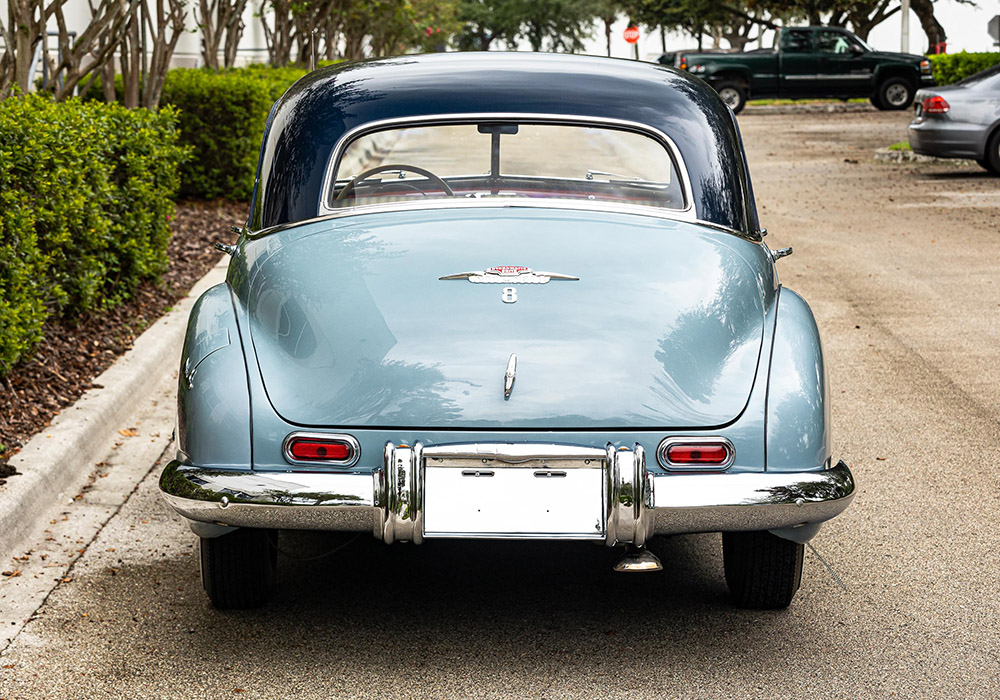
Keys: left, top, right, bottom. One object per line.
{"left": 335, "top": 164, "right": 455, "bottom": 201}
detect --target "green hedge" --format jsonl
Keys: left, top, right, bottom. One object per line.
{"left": 929, "top": 52, "right": 1000, "bottom": 86}
{"left": 161, "top": 66, "right": 309, "bottom": 201}
{"left": 0, "top": 94, "right": 188, "bottom": 375}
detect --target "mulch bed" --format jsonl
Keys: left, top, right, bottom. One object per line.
{"left": 0, "top": 200, "right": 248, "bottom": 484}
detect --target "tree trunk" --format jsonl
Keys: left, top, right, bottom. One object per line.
{"left": 10, "top": 0, "right": 40, "bottom": 94}
{"left": 222, "top": 2, "right": 245, "bottom": 68}
{"left": 122, "top": 14, "right": 140, "bottom": 108}
{"left": 909, "top": 0, "right": 946, "bottom": 52}
{"left": 604, "top": 18, "right": 611, "bottom": 57}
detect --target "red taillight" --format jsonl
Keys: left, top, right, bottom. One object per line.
{"left": 661, "top": 440, "right": 732, "bottom": 469}
{"left": 921, "top": 95, "right": 949, "bottom": 114}
{"left": 284, "top": 435, "right": 357, "bottom": 464}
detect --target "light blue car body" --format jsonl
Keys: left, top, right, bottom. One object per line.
{"left": 162, "top": 54, "right": 853, "bottom": 570}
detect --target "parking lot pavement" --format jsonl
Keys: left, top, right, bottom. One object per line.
{"left": 2, "top": 109, "right": 999, "bottom": 700}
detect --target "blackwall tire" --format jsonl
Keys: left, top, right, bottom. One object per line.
{"left": 723, "top": 530, "right": 804, "bottom": 609}
{"left": 876, "top": 77, "right": 915, "bottom": 110}
{"left": 715, "top": 81, "right": 748, "bottom": 114}
{"left": 984, "top": 130, "right": 1000, "bottom": 175}
{"left": 200, "top": 528, "right": 278, "bottom": 609}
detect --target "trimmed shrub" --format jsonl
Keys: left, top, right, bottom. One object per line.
{"left": 0, "top": 94, "right": 188, "bottom": 375}
{"left": 929, "top": 52, "right": 1000, "bottom": 86}
{"left": 161, "top": 66, "right": 308, "bottom": 201}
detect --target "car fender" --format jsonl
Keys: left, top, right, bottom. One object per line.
{"left": 176, "top": 283, "right": 251, "bottom": 469}
{"left": 765, "top": 287, "right": 830, "bottom": 472}
{"left": 704, "top": 65, "right": 753, "bottom": 86}
{"left": 872, "top": 64, "right": 917, "bottom": 87}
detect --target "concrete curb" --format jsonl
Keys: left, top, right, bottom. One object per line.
{"left": 0, "top": 256, "right": 229, "bottom": 560}
{"left": 743, "top": 102, "right": 877, "bottom": 115}
{"left": 873, "top": 147, "right": 969, "bottom": 165}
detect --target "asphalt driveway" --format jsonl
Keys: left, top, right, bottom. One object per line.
{"left": 1, "top": 109, "right": 998, "bottom": 700}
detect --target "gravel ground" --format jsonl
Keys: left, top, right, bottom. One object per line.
{"left": 1, "top": 109, "right": 998, "bottom": 699}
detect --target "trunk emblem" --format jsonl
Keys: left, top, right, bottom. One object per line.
{"left": 439, "top": 267, "right": 579, "bottom": 284}
{"left": 504, "top": 354, "right": 517, "bottom": 399}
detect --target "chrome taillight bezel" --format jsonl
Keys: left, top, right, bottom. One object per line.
{"left": 282, "top": 432, "right": 361, "bottom": 467}
{"left": 657, "top": 436, "right": 735, "bottom": 472}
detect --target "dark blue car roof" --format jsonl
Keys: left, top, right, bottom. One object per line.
{"left": 249, "top": 52, "right": 759, "bottom": 236}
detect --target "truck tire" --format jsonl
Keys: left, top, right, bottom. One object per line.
{"left": 723, "top": 530, "right": 803, "bottom": 609}
{"left": 200, "top": 528, "right": 278, "bottom": 609}
{"left": 715, "top": 81, "right": 748, "bottom": 114}
{"left": 874, "top": 77, "right": 915, "bottom": 110}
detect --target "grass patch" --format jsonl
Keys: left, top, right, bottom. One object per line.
{"left": 747, "top": 97, "right": 868, "bottom": 106}
{"left": 888, "top": 141, "right": 912, "bottom": 151}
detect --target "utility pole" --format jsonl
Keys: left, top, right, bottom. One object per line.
{"left": 901, "top": 0, "right": 910, "bottom": 53}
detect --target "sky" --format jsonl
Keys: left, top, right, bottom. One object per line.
{"left": 597, "top": 0, "right": 1000, "bottom": 59}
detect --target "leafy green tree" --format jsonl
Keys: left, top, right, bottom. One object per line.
{"left": 592, "top": 0, "right": 624, "bottom": 56}
{"left": 626, "top": 0, "right": 732, "bottom": 50}
{"left": 455, "top": 0, "right": 523, "bottom": 49}
{"left": 455, "top": 0, "right": 597, "bottom": 52}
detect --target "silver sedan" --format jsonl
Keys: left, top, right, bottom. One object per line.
{"left": 908, "top": 64, "right": 1000, "bottom": 174}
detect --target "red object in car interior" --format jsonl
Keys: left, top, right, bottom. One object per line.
{"left": 664, "top": 443, "right": 730, "bottom": 465}
{"left": 288, "top": 439, "right": 353, "bottom": 461}
{"left": 921, "top": 95, "right": 950, "bottom": 114}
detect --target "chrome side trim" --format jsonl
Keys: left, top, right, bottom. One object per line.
{"left": 318, "top": 112, "right": 696, "bottom": 217}
{"left": 650, "top": 460, "right": 855, "bottom": 536}
{"left": 657, "top": 435, "right": 735, "bottom": 472}
{"left": 281, "top": 431, "right": 361, "bottom": 468}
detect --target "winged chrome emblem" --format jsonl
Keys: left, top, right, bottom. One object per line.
{"left": 439, "top": 266, "right": 579, "bottom": 284}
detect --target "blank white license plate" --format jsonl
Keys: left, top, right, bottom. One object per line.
{"left": 422, "top": 465, "right": 605, "bottom": 539}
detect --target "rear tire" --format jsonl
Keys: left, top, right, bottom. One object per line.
{"left": 715, "top": 81, "right": 747, "bottom": 114}
{"left": 200, "top": 528, "right": 278, "bottom": 609}
{"left": 874, "top": 77, "right": 915, "bottom": 110}
{"left": 982, "top": 130, "right": 1000, "bottom": 175}
{"left": 723, "top": 531, "right": 803, "bottom": 609}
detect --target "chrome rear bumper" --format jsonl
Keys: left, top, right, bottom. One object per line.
{"left": 159, "top": 443, "right": 855, "bottom": 544}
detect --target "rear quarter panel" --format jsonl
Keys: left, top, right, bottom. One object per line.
{"left": 765, "top": 287, "right": 830, "bottom": 472}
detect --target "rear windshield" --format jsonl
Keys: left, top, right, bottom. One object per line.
{"left": 327, "top": 122, "right": 685, "bottom": 211}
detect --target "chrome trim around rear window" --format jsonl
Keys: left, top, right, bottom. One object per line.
{"left": 318, "top": 112, "right": 696, "bottom": 218}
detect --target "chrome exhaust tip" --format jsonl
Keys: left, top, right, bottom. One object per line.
{"left": 613, "top": 545, "right": 662, "bottom": 573}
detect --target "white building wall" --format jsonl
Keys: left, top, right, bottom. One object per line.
{"left": 0, "top": 0, "right": 274, "bottom": 70}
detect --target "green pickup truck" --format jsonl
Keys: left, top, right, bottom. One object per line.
{"left": 674, "top": 26, "right": 935, "bottom": 113}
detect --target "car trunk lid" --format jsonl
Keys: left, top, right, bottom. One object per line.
{"left": 244, "top": 208, "right": 770, "bottom": 429}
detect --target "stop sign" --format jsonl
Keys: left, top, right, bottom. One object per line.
{"left": 624, "top": 26, "right": 640, "bottom": 44}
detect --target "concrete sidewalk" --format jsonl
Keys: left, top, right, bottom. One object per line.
{"left": 0, "top": 255, "right": 227, "bottom": 644}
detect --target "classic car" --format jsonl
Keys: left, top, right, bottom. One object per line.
{"left": 908, "top": 63, "right": 1000, "bottom": 174}
{"left": 676, "top": 26, "right": 935, "bottom": 113}
{"left": 159, "top": 52, "right": 856, "bottom": 610}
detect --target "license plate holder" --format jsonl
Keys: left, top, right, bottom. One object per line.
{"left": 422, "top": 458, "right": 605, "bottom": 539}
